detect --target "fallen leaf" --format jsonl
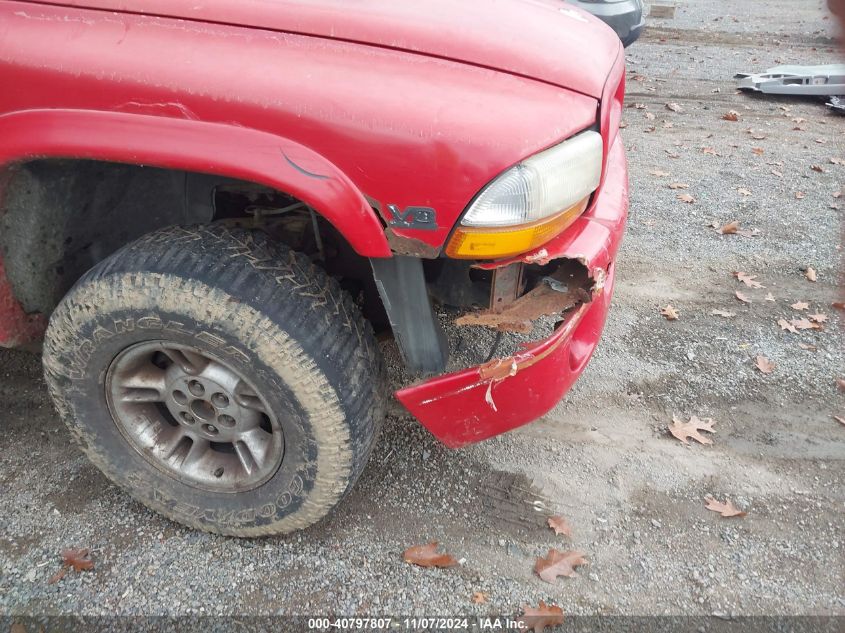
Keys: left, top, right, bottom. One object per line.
{"left": 519, "top": 602, "right": 565, "bottom": 633}
{"left": 711, "top": 309, "right": 736, "bottom": 318}
{"left": 645, "top": 111, "right": 656, "bottom": 121}
{"left": 735, "top": 291, "right": 751, "bottom": 304}
{"left": 472, "top": 591, "right": 488, "bottom": 604}
{"left": 798, "top": 343, "right": 817, "bottom": 351}
{"left": 668, "top": 416, "right": 716, "bottom": 445}
{"left": 837, "top": 378, "right": 845, "bottom": 392}
{"left": 809, "top": 313, "right": 827, "bottom": 323}
{"left": 805, "top": 267, "right": 817, "bottom": 282}
{"left": 815, "top": 138, "right": 827, "bottom": 145}
{"left": 791, "top": 318, "right": 820, "bottom": 330}
{"left": 10, "top": 624, "right": 27, "bottom": 633}
{"left": 734, "top": 272, "right": 764, "bottom": 289}
{"left": 737, "top": 188, "right": 752, "bottom": 196}
{"left": 677, "top": 194, "right": 696, "bottom": 204}
{"left": 668, "top": 182, "right": 689, "bottom": 189}
{"left": 722, "top": 110, "right": 740, "bottom": 121}
{"left": 765, "top": 293, "right": 775, "bottom": 302}
{"left": 650, "top": 169, "right": 671, "bottom": 177}
{"left": 62, "top": 548, "right": 93, "bottom": 572}
{"left": 666, "top": 102, "right": 684, "bottom": 113}
{"left": 718, "top": 220, "right": 739, "bottom": 234}
{"left": 534, "top": 549, "right": 588, "bottom": 583}
{"left": 755, "top": 355, "right": 775, "bottom": 374}
{"left": 834, "top": 415, "right": 845, "bottom": 426}
{"left": 831, "top": 157, "right": 845, "bottom": 165}
{"left": 790, "top": 301, "right": 809, "bottom": 311}
{"left": 704, "top": 496, "right": 747, "bottom": 518}
{"left": 833, "top": 302, "right": 845, "bottom": 311}
{"left": 47, "top": 567, "right": 68, "bottom": 585}
{"left": 795, "top": 191, "right": 805, "bottom": 200}
{"left": 703, "top": 147, "right": 719, "bottom": 155}
{"left": 771, "top": 169, "right": 783, "bottom": 178}
{"left": 632, "top": 103, "right": 647, "bottom": 109}
{"left": 403, "top": 542, "right": 459, "bottom": 568}
{"left": 660, "top": 304, "right": 680, "bottom": 320}
{"left": 778, "top": 319, "right": 798, "bottom": 334}
{"left": 751, "top": 147, "right": 764, "bottom": 156}
{"left": 547, "top": 516, "right": 572, "bottom": 538}
{"left": 811, "top": 165, "right": 826, "bottom": 173}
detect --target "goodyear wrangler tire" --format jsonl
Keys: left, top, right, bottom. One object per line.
{"left": 43, "top": 225, "right": 386, "bottom": 536}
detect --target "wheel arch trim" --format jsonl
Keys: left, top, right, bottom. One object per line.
{"left": 0, "top": 108, "right": 392, "bottom": 257}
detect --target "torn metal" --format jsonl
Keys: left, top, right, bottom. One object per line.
{"left": 455, "top": 259, "right": 592, "bottom": 333}
{"left": 735, "top": 64, "right": 845, "bottom": 96}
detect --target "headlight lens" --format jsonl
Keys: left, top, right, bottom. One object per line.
{"left": 446, "top": 130, "right": 603, "bottom": 259}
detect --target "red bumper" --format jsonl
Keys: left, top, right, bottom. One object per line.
{"left": 396, "top": 136, "right": 629, "bottom": 448}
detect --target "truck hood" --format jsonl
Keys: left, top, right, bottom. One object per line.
{"left": 52, "top": 0, "right": 622, "bottom": 98}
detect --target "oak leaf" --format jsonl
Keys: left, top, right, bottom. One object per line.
{"left": 472, "top": 591, "right": 488, "bottom": 604}
{"left": 809, "top": 313, "right": 827, "bottom": 324}
{"left": 755, "top": 356, "right": 775, "bottom": 374}
{"left": 734, "top": 272, "right": 763, "bottom": 288}
{"left": 668, "top": 182, "right": 689, "bottom": 189}
{"left": 403, "top": 542, "right": 458, "bottom": 568}
{"left": 765, "top": 293, "right": 775, "bottom": 302}
{"left": 735, "top": 291, "right": 751, "bottom": 304}
{"left": 62, "top": 549, "right": 94, "bottom": 572}
{"left": 805, "top": 267, "right": 817, "bottom": 282}
{"left": 547, "top": 516, "right": 572, "bottom": 538}
{"left": 534, "top": 549, "right": 588, "bottom": 583}
{"left": 677, "top": 194, "right": 696, "bottom": 204}
{"left": 666, "top": 102, "right": 684, "bottom": 113}
{"left": 660, "top": 304, "right": 679, "bottom": 320}
{"left": 790, "top": 301, "right": 809, "bottom": 311}
{"left": 711, "top": 309, "right": 735, "bottom": 318}
{"left": 704, "top": 496, "right": 747, "bottom": 518}
{"left": 791, "top": 318, "right": 820, "bottom": 330}
{"left": 645, "top": 111, "right": 656, "bottom": 121}
{"left": 718, "top": 221, "right": 739, "bottom": 234}
{"left": 722, "top": 110, "right": 740, "bottom": 121}
{"left": 778, "top": 319, "right": 798, "bottom": 334}
{"left": 519, "top": 602, "right": 565, "bottom": 633}
{"left": 669, "top": 416, "right": 715, "bottom": 445}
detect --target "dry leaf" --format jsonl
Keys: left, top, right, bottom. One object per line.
{"left": 668, "top": 182, "right": 689, "bottom": 189}
{"left": 403, "top": 542, "right": 459, "bottom": 568}
{"left": 472, "top": 591, "right": 488, "bottom": 604}
{"left": 798, "top": 343, "right": 817, "bottom": 351}
{"left": 62, "top": 548, "right": 94, "bottom": 572}
{"left": 831, "top": 157, "right": 845, "bottom": 165}
{"left": 833, "top": 302, "right": 845, "bottom": 311}
{"left": 771, "top": 169, "right": 783, "bottom": 178}
{"left": 668, "top": 416, "right": 716, "bottom": 445}
{"left": 718, "top": 220, "right": 739, "bottom": 234}
{"left": 834, "top": 415, "right": 845, "bottom": 426}
{"left": 765, "top": 293, "right": 775, "bottom": 302}
{"left": 751, "top": 147, "right": 764, "bottom": 156}
{"left": 712, "top": 309, "right": 736, "bottom": 318}
{"left": 722, "top": 110, "right": 740, "bottom": 121}
{"left": 790, "top": 301, "right": 809, "bottom": 311}
{"left": 791, "top": 318, "right": 820, "bottom": 330}
{"left": 837, "top": 378, "right": 845, "bottom": 392}
{"left": 660, "top": 304, "right": 680, "bottom": 320}
{"left": 734, "top": 272, "right": 764, "bottom": 289}
{"left": 704, "top": 496, "right": 747, "bottom": 518}
{"left": 703, "top": 147, "right": 719, "bottom": 155}
{"left": 10, "top": 624, "right": 27, "bottom": 633}
{"left": 666, "top": 102, "right": 684, "bottom": 113}
{"left": 47, "top": 566, "right": 68, "bottom": 585}
{"left": 534, "top": 549, "right": 588, "bottom": 583}
{"left": 547, "top": 516, "right": 572, "bottom": 538}
{"left": 677, "top": 194, "right": 696, "bottom": 204}
{"left": 795, "top": 191, "right": 805, "bottom": 200}
{"left": 645, "top": 111, "right": 656, "bottom": 121}
{"left": 809, "top": 313, "right": 827, "bottom": 323}
{"left": 650, "top": 169, "right": 671, "bottom": 177}
{"left": 735, "top": 291, "right": 751, "bottom": 304}
{"left": 811, "top": 165, "right": 826, "bottom": 173}
{"left": 519, "top": 602, "right": 565, "bottom": 633}
{"left": 778, "top": 319, "right": 798, "bottom": 334}
{"left": 755, "top": 355, "right": 775, "bottom": 374}
{"left": 805, "top": 267, "right": 817, "bottom": 282}
{"left": 737, "top": 188, "right": 752, "bottom": 196}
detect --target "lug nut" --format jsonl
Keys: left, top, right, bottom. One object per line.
{"left": 180, "top": 412, "right": 195, "bottom": 424}
{"left": 188, "top": 380, "right": 205, "bottom": 397}
{"left": 211, "top": 393, "right": 230, "bottom": 408}
{"left": 202, "top": 424, "right": 219, "bottom": 436}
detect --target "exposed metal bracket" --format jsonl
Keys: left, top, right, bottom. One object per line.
{"left": 370, "top": 256, "right": 448, "bottom": 375}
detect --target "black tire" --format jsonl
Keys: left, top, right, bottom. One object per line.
{"left": 43, "top": 225, "right": 386, "bottom": 536}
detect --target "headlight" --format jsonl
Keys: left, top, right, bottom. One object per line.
{"left": 446, "top": 130, "right": 603, "bottom": 259}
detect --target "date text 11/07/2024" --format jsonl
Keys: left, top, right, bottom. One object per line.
{"left": 306, "top": 617, "right": 531, "bottom": 630}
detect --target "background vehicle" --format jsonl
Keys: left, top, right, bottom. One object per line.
{"left": 0, "top": 0, "right": 628, "bottom": 536}
{"left": 567, "top": 0, "right": 646, "bottom": 46}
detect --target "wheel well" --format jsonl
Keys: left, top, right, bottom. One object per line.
{"left": 0, "top": 159, "right": 385, "bottom": 326}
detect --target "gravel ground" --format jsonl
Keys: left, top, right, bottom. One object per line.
{"left": 1, "top": 0, "right": 843, "bottom": 623}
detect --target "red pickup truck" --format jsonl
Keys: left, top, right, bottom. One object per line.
{"left": 0, "top": 0, "right": 628, "bottom": 535}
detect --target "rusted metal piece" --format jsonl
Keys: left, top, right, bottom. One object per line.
{"left": 456, "top": 259, "right": 591, "bottom": 333}
{"left": 0, "top": 256, "right": 47, "bottom": 347}
{"left": 490, "top": 263, "right": 524, "bottom": 310}
{"left": 384, "top": 227, "right": 442, "bottom": 258}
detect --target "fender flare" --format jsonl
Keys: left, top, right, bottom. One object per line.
{"left": 0, "top": 109, "right": 391, "bottom": 257}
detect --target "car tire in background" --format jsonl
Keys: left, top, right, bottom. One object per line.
{"left": 43, "top": 224, "right": 386, "bottom": 536}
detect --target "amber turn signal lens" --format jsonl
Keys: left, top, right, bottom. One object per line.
{"left": 445, "top": 198, "right": 588, "bottom": 260}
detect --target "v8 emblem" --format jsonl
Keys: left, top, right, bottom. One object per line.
{"left": 387, "top": 204, "right": 438, "bottom": 231}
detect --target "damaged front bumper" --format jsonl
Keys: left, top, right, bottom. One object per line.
{"left": 396, "top": 136, "right": 628, "bottom": 448}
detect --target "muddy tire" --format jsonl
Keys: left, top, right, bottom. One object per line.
{"left": 43, "top": 225, "right": 386, "bottom": 536}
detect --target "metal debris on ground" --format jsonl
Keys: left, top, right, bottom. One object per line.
{"left": 735, "top": 64, "right": 845, "bottom": 96}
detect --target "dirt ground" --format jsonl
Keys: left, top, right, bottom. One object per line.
{"left": 1, "top": 0, "right": 843, "bottom": 623}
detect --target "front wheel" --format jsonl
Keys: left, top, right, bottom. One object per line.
{"left": 43, "top": 225, "right": 386, "bottom": 536}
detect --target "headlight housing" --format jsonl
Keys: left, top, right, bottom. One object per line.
{"left": 446, "top": 130, "right": 603, "bottom": 259}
